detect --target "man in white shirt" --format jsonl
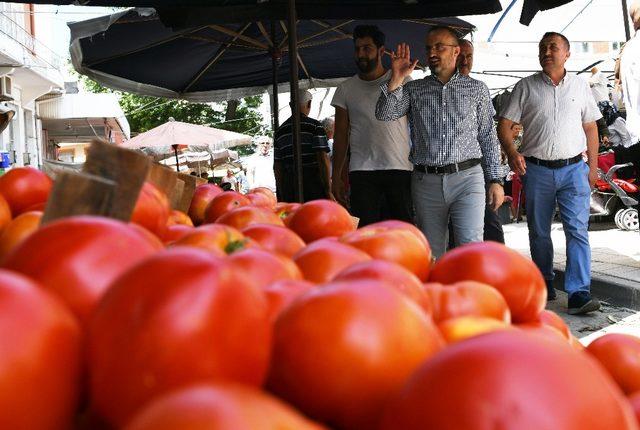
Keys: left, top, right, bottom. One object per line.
{"left": 246, "top": 141, "right": 277, "bottom": 192}
{"left": 622, "top": 1, "right": 640, "bottom": 146}
{"left": 331, "top": 25, "right": 413, "bottom": 226}
{"left": 589, "top": 67, "right": 611, "bottom": 105}
{"left": 498, "top": 32, "right": 602, "bottom": 315}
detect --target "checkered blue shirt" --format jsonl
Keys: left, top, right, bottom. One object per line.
{"left": 376, "top": 73, "right": 502, "bottom": 180}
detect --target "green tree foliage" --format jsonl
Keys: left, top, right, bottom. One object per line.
{"left": 80, "top": 77, "right": 266, "bottom": 136}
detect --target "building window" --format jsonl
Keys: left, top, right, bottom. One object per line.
{"left": 571, "top": 41, "right": 591, "bottom": 53}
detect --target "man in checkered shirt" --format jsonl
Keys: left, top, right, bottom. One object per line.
{"left": 376, "top": 26, "right": 504, "bottom": 259}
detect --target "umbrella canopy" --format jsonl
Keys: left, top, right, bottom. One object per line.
{"left": 20, "top": 0, "right": 502, "bottom": 20}
{"left": 122, "top": 120, "right": 253, "bottom": 150}
{"left": 70, "top": 8, "right": 476, "bottom": 102}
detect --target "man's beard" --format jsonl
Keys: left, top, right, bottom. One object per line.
{"left": 356, "top": 55, "right": 378, "bottom": 73}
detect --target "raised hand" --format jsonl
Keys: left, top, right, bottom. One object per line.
{"left": 389, "top": 43, "right": 418, "bottom": 91}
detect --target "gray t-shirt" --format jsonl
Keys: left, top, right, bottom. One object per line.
{"left": 332, "top": 70, "right": 412, "bottom": 172}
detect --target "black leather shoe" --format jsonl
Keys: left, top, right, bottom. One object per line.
{"left": 568, "top": 291, "right": 601, "bottom": 315}
{"left": 546, "top": 280, "right": 557, "bottom": 301}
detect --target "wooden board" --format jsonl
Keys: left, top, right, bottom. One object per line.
{"left": 176, "top": 173, "right": 199, "bottom": 213}
{"left": 42, "top": 172, "right": 117, "bottom": 224}
{"left": 169, "top": 179, "right": 185, "bottom": 210}
{"left": 83, "top": 139, "right": 150, "bottom": 221}
{"left": 147, "top": 163, "right": 178, "bottom": 197}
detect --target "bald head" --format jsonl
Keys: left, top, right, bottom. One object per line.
{"left": 457, "top": 39, "right": 474, "bottom": 76}
{"left": 632, "top": 0, "right": 640, "bottom": 30}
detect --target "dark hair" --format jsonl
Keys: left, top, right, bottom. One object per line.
{"left": 459, "top": 39, "right": 474, "bottom": 48}
{"left": 427, "top": 26, "right": 460, "bottom": 44}
{"left": 353, "top": 25, "right": 385, "bottom": 48}
{"left": 541, "top": 32, "right": 570, "bottom": 50}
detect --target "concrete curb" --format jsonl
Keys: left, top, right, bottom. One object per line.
{"left": 553, "top": 267, "right": 640, "bottom": 310}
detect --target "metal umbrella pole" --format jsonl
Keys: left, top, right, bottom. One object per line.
{"left": 271, "top": 20, "right": 280, "bottom": 132}
{"left": 171, "top": 143, "right": 180, "bottom": 172}
{"left": 288, "top": 0, "right": 304, "bottom": 203}
{"left": 622, "top": 0, "right": 632, "bottom": 41}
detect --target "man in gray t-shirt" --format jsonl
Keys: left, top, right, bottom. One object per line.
{"left": 331, "top": 25, "right": 413, "bottom": 226}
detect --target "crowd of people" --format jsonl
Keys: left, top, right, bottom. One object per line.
{"left": 271, "top": 2, "right": 640, "bottom": 316}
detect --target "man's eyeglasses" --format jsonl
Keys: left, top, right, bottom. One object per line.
{"left": 425, "top": 43, "right": 458, "bottom": 53}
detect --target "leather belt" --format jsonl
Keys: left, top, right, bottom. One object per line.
{"left": 525, "top": 154, "right": 583, "bottom": 169}
{"left": 414, "top": 158, "right": 481, "bottom": 175}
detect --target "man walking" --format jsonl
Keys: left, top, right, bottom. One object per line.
{"left": 498, "top": 32, "right": 602, "bottom": 315}
{"left": 376, "top": 26, "right": 504, "bottom": 259}
{"left": 273, "top": 89, "right": 332, "bottom": 202}
{"left": 458, "top": 38, "right": 506, "bottom": 244}
{"left": 331, "top": 25, "right": 413, "bottom": 226}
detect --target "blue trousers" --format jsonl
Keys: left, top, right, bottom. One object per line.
{"left": 522, "top": 161, "right": 591, "bottom": 295}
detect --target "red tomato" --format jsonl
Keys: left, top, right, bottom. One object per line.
{"left": 124, "top": 384, "right": 327, "bottom": 430}
{"left": 128, "top": 222, "right": 166, "bottom": 251}
{"left": 167, "top": 209, "right": 194, "bottom": 227}
{"left": 0, "top": 211, "right": 42, "bottom": 264}
{"left": 263, "top": 279, "right": 315, "bottom": 322}
{"left": 0, "top": 167, "right": 52, "bottom": 217}
{"left": 526, "top": 309, "right": 571, "bottom": 341}
{"left": 275, "top": 202, "right": 301, "bottom": 226}
{"left": 268, "top": 281, "right": 444, "bottom": 430}
{"left": 516, "top": 323, "right": 570, "bottom": 344}
{"left": 0, "top": 193, "right": 10, "bottom": 233}
{"left": 293, "top": 240, "right": 371, "bottom": 284}
{"left": 89, "top": 248, "right": 272, "bottom": 428}
{"left": 379, "top": 330, "right": 637, "bottom": 430}
{"left": 204, "top": 191, "right": 251, "bottom": 223}
{"left": 429, "top": 241, "right": 546, "bottom": 323}
{"left": 3, "top": 216, "right": 160, "bottom": 325}
{"left": 131, "top": 182, "right": 171, "bottom": 238}
{"left": 162, "top": 224, "right": 194, "bottom": 245}
{"left": 170, "top": 224, "right": 249, "bottom": 256}
{"left": 587, "top": 334, "right": 640, "bottom": 395}
{"left": 364, "top": 220, "right": 429, "bottom": 248}
{"left": 216, "top": 206, "right": 284, "bottom": 230}
{"left": 340, "top": 226, "right": 432, "bottom": 280}
{"left": 0, "top": 270, "right": 82, "bottom": 430}
{"left": 188, "top": 184, "right": 223, "bottom": 226}
{"left": 246, "top": 192, "right": 276, "bottom": 209}
{"left": 629, "top": 391, "right": 640, "bottom": 425}
{"left": 438, "top": 316, "right": 511, "bottom": 344}
{"left": 249, "top": 187, "right": 277, "bottom": 207}
{"left": 333, "top": 260, "right": 431, "bottom": 314}
{"left": 287, "top": 200, "right": 355, "bottom": 243}
{"left": 227, "top": 249, "right": 303, "bottom": 289}
{"left": 423, "top": 281, "right": 511, "bottom": 324}
{"left": 241, "top": 224, "right": 305, "bottom": 258}
{"left": 23, "top": 202, "right": 47, "bottom": 212}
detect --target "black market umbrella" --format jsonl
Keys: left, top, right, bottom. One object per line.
{"left": 69, "top": 8, "right": 476, "bottom": 103}
{"left": 8, "top": 0, "right": 583, "bottom": 26}
{"left": 68, "top": 7, "right": 479, "bottom": 202}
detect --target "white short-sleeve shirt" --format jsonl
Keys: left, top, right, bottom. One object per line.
{"left": 500, "top": 71, "right": 602, "bottom": 160}
{"left": 621, "top": 31, "right": 640, "bottom": 144}
{"left": 331, "top": 70, "right": 413, "bottom": 172}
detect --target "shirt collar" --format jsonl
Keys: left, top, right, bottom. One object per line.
{"left": 426, "top": 70, "right": 461, "bottom": 85}
{"left": 540, "top": 69, "right": 568, "bottom": 87}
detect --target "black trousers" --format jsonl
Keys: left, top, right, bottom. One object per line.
{"left": 348, "top": 170, "right": 413, "bottom": 227}
{"left": 279, "top": 165, "right": 329, "bottom": 203}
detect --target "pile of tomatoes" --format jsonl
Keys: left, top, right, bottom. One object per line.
{"left": 1, "top": 166, "right": 640, "bottom": 430}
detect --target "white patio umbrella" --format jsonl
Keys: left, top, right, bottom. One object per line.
{"left": 123, "top": 119, "right": 253, "bottom": 172}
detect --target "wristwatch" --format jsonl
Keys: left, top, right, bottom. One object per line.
{"left": 489, "top": 178, "right": 504, "bottom": 186}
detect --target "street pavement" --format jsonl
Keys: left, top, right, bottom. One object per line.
{"left": 503, "top": 221, "right": 640, "bottom": 344}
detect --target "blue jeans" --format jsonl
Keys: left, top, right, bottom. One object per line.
{"left": 522, "top": 161, "right": 591, "bottom": 295}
